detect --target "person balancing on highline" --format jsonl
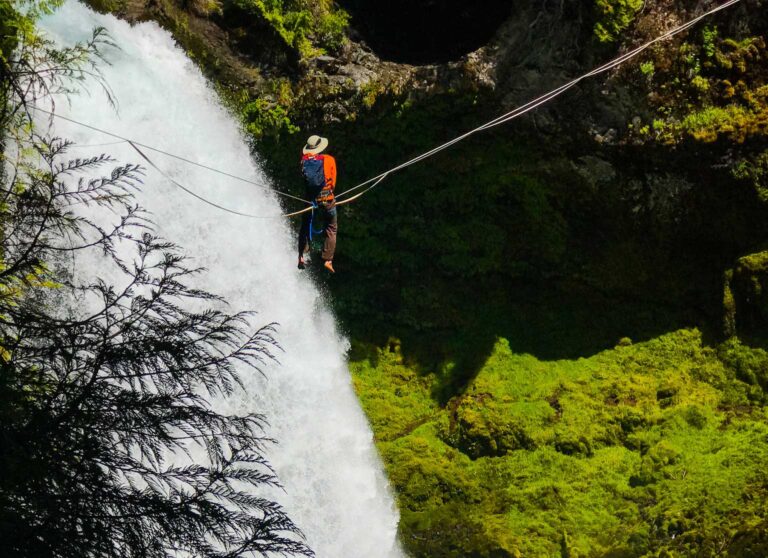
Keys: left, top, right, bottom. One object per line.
{"left": 298, "top": 134, "right": 337, "bottom": 273}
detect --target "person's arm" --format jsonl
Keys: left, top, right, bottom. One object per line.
{"left": 323, "top": 155, "right": 337, "bottom": 191}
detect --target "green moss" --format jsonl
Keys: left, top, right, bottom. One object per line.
{"left": 680, "top": 104, "right": 764, "bottom": 143}
{"left": 349, "top": 340, "right": 438, "bottom": 442}
{"left": 593, "top": 0, "right": 643, "bottom": 43}
{"left": 241, "top": 97, "right": 298, "bottom": 139}
{"left": 701, "top": 26, "right": 719, "bottom": 59}
{"left": 635, "top": 30, "right": 768, "bottom": 148}
{"left": 639, "top": 60, "right": 655, "bottom": 77}
{"left": 725, "top": 251, "right": 768, "bottom": 343}
{"left": 352, "top": 329, "right": 768, "bottom": 557}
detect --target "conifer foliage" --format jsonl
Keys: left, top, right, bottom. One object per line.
{"left": 0, "top": 6, "right": 312, "bottom": 557}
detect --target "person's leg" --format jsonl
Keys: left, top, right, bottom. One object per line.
{"left": 298, "top": 212, "right": 310, "bottom": 268}
{"left": 322, "top": 206, "right": 337, "bottom": 272}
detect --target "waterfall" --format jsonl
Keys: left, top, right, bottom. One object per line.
{"left": 36, "top": 2, "right": 403, "bottom": 556}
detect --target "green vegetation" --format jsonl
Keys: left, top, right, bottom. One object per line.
{"left": 1, "top": 0, "right": 65, "bottom": 350}
{"left": 633, "top": 28, "right": 767, "bottom": 141}
{"left": 628, "top": 21, "right": 768, "bottom": 207}
{"left": 88, "top": 0, "right": 349, "bottom": 59}
{"left": 242, "top": 96, "right": 299, "bottom": 138}
{"left": 0, "top": 1, "right": 20, "bottom": 63}
{"left": 352, "top": 330, "right": 768, "bottom": 556}
{"left": 228, "top": 0, "right": 349, "bottom": 57}
{"left": 593, "top": 0, "right": 643, "bottom": 43}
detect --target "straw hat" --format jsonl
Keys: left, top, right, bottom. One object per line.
{"left": 303, "top": 134, "right": 329, "bottom": 155}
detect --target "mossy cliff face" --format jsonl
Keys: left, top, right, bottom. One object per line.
{"left": 80, "top": 0, "right": 768, "bottom": 555}
{"left": 725, "top": 251, "right": 768, "bottom": 341}
{"left": 352, "top": 330, "right": 768, "bottom": 556}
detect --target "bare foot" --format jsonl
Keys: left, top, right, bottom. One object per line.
{"left": 323, "top": 260, "right": 335, "bottom": 273}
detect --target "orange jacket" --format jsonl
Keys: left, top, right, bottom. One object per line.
{"left": 301, "top": 154, "right": 336, "bottom": 203}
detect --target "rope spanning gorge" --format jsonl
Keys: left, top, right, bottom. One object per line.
{"left": 32, "top": 0, "right": 743, "bottom": 219}
{"left": 31, "top": 106, "right": 311, "bottom": 214}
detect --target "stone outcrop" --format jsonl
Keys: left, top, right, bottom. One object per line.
{"left": 725, "top": 251, "right": 768, "bottom": 337}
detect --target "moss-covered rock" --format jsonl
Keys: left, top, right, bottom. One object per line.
{"left": 352, "top": 329, "right": 768, "bottom": 556}
{"left": 725, "top": 251, "right": 768, "bottom": 339}
{"left": 446, "top": 391, "right": 539, "bottom": 459}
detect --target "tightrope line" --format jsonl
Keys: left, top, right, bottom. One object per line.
{"left": 31, "top": 106, "right": 311, "bottom": 207}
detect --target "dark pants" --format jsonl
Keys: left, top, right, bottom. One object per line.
{"left": 298, "top": 203, "right": 337, "bottom": 261}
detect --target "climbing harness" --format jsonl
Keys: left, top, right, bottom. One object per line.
{"left": 29, "top": 0, "right": 743, "bottom": 219}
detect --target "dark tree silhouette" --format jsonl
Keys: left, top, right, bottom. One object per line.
{"left": 0, "top": 8, "right": 313, "bottom": 557}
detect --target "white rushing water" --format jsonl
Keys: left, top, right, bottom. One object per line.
{"left": 37, "top": 2, "right": 403, "bottom": 556}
